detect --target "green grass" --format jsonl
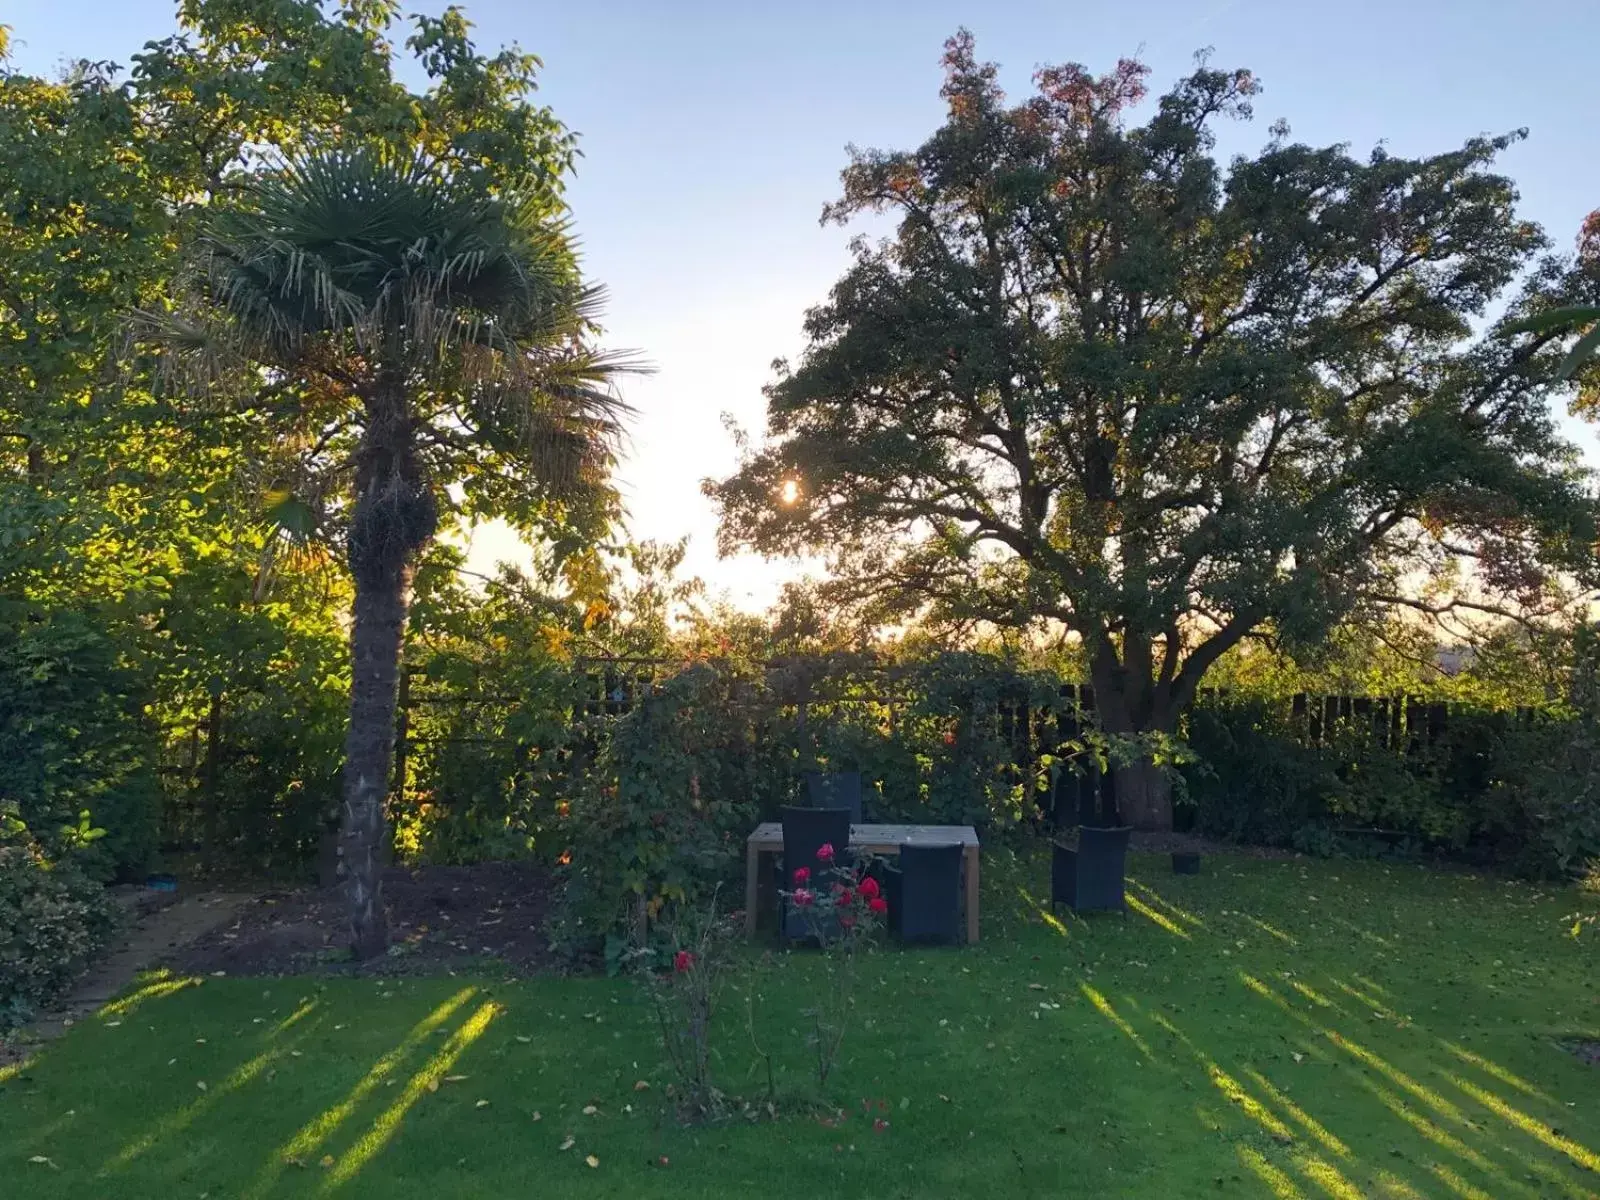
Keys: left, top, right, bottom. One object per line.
{"left": 3, "top": 850, "right": 1598, "bottom": 1199}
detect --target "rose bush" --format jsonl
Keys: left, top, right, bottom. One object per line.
{"left": 630, "top": 893, "right": 743, "bottom": 1123}
{"left": 780, "top": 849, "right": 890, "bottom": 1087}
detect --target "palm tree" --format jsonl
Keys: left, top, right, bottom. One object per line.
{"left": 156, "top": 148, "right": 631, "bottom": 957}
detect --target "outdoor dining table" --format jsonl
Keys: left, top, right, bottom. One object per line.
{"left": 744, "top": 822, "right": 981, "bottom": 943}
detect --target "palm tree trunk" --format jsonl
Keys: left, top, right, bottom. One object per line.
{"left": 340, "top": 558, "right": 412, "bottom": 960}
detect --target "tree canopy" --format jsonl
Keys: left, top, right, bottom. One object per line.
{"left": 0, "top": 2, "right": 630, "bottom": 911}
{"left": 711, "top": 33, "right": 1600, "bottom": 826}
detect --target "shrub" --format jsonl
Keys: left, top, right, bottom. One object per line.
{"left": 0, "top": 820, "right": 119, "bottom": 1030}
{"left": 0, "top": 608, "right": 161, "bottom": 881}
{"left": 786, "top": 651, "right": 1059, "bottom": 829}
{"left": 1183, "top": 689, "right": 1600, "bottom": 878}
{"left": 557, "top": 660, "right": 789, "bottom": 948}
{"left": 1485, "top": 718, "right": 1600, "bottom": 880}
{"left": 1183, "top": 697, "right": 1335, "bottom": 845}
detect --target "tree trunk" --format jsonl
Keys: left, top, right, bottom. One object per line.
{"left": 339, "top": 558, "right": 412, "bottom": 960}
{"left": 340, "top": 370, "right": 439, "bottom": 959}
{"left": 1088, "top": 635, "right": 1176, "bottom": 832}
{"left": 1115, "top": 758, "right": 1172, "bottom": 832}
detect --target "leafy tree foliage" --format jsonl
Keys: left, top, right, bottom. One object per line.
{"left": 1503, "top": 210, "right": 1600, "bottom": 389}
{"left": 2, "top": 3, "right": 627, "bottom": 946}
{"left": 712, "top": 33, "right": 1600, "bottom": 827}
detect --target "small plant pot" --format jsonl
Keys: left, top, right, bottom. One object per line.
{"left": 1171, "top": 852, "right": 1201, "bottom": 875}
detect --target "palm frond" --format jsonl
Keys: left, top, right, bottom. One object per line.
{"left": 1502, "top": 305, "right": 1600, "bottom": 381}
{"left": 1557, "top": 323, "right": 1600, "bottom": 381}
{"left": 144, "top": 144, "right": 645, "bottom": 548}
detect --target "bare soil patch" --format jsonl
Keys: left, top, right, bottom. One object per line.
{"left": 170, "top": 860, "right": 560, "bottom": 977}
{"left": 1127, "top": 831, "right": 1299, "bottom": 859}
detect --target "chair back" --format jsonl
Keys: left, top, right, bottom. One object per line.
{"left": 780, "top": 806, "right": 852, "bottom": 885}
{"left": 804, "top": 771, "right": 863, "bottom": 823}
{"left": 1068, "top": 762, "right": 1122, "bottom": 827}
{"left": 1077, "top": 824, "right": 1131, "bottom": 906}
{"left": 896, "top": 842, "right": 964, "bottom": 944}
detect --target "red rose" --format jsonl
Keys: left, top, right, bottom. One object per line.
{"left": 816, "top": 842, "right": 835, "bottom": 863}
{"left": 839, "top": 913, "right": 856, "bottom": 929}
{"left": 673, "top": 950, "right": 694, "bottom": 973}
{"left": 792, "top": 866, "right": 810, "bottom": 885}
{"left": 868, "top": 896, "right": 888, "bottom": 915}
{"left": 858, "top": 876, "right": 880, "bottom": 900}
{"left": 794, "top": 888, "right": 815, "bottom": 907}
{"left": 835, "top": 886, "right": 853, "bottom": 905}
{"left": 943, "top": 730, "right": 956, "bottom": 745}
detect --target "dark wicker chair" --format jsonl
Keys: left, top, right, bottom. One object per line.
{"left": 893, "top": 842, "right": 964, "bottom": 945}
{"left": 1051, "top": 825, "right": 1132, "bottom": 914}
{"left": 780, "top": 806, "right": 852, "bottom": 941}
{"left": 804, "top": 770, "right": 863, "bottom": 823}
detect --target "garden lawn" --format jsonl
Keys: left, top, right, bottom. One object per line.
{"left": 3, "top": 851, "right": 1598, "bottom": 1199}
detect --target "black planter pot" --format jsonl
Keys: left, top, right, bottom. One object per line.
{"left": 1171, "top": 852, "right": 1201, "bottom": 875}
{"left": 1051, "top": 826, "right": 1132, "bottom": 913}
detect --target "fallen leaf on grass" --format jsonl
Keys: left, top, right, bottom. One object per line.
{"left": 28, "top": 1156, "right": 58, "bottom": 1168}
{"left": 633, "top": 1080, "right": 650, "bottom": 1091}
{"left": 531, "top": 1111, "right": 542, "bottom": 1122}
{"left": 515, "top": 1035, "right": 532, "bottom": 1044}
{"left": 284, "top": 1156, "right": 306, "bottom": 1169}
{"left": 582, "top": 1104, "right": 598, "bottom": 1115}
{"left": 585, "top": 1155, "right": 599, "bottom": 1169}
{"left": 559, "top": 1136, "right": 575, "bottom": 1151}
{"left": 320, "top": 1154, "right": 334, "bottom": 1168}
{"left": 196, "top": 1082, "right": 208, "bottom": 1091}
{"left": 443, "top": 1074, "right": 468, "bottom": 1083}
{"left": 427, "top": 1080, "right": 439, "bottom": 1093}
{"left": 475, "top": 1100, "right": 490, "bottom": 1109}
{"left": 1027, "top": 983, "right": 1045, "bottom": 991}
{"left": 657, "top": 1156, "right": 670, "bottom": 1167}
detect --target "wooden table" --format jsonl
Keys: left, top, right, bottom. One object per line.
{"left": 744, "top": 822, "right": 981, "bottom": 943}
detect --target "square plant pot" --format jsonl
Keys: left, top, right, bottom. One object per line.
{"left": 1051, "top": 826, "right": 1131, "bottom": 913}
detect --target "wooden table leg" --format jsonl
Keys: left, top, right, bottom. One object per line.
{"left": 745, "top": 843, "right": 759, "bottom": 938}
{"left": 965, "top": 845, "right": 980, "bottom": 944}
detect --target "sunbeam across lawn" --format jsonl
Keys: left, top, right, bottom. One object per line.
{"left": 2, "top": 852, "right": 1596, "bottom": 1199}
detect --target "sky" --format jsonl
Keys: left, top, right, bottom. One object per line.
{"left": 8, "top": 0, "right": 1600, "bottom": 609}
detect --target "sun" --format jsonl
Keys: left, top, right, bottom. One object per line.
{"left": 779, "top": 479, "right": 800, "bottom": 505}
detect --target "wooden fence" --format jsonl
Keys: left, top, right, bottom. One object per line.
{"left": 392, "top": 657, "right": 1548, "bottom": 830}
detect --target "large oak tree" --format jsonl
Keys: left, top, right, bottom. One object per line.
{"left": 711, "top": 34, "right": 1600, "bottom": 828}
